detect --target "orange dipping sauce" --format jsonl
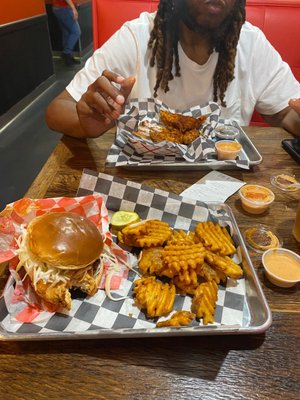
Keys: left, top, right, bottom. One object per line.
{"left": 215, "top": 140, "right": 242, "bottom": 160}
{"left": 263, "top": 249, "right": 300, "bottom": 286}
{"left": 239, "top": 184, "right": 275, "bottom": 214}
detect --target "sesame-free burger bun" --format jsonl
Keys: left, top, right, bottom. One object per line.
{"left": 27, "top": 212, "right": 104, "bottom": 269}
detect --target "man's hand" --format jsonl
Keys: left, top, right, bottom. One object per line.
{"left": 289, "top": 98, "right": 300, "bottom": 115}
{"left": 76, "top": 70, "right": 136, "bottom": 137}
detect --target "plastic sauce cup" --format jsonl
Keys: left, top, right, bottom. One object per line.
{"left": 239, "top": 184, "right": 275, "bottom": 214}
{"left": 215, "top": 140, "right": 242, "bottom": 160}
{"left": 215, "top": 126, "right": 240, "bottom": 140}
{"left": 262, "top": 248, "right": 300, "bottom": 288}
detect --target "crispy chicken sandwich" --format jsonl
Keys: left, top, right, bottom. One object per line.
{"left": 16, "top": 212, "right": 104, "bottom": 310}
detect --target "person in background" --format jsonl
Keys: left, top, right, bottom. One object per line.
{"left": 46, "top": 0, "right": 300, "bottom": 138}
{"left": 52, "top": 0, "right": 81, "bottom": 67}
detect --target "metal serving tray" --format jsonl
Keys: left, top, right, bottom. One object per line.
{"left": 0, "top": 170, "right": 271, "bottom": 341}
{"left": 106, "top": 126, "right": 262, "bottom": 171}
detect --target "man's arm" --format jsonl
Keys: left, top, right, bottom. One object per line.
{"left": 46, "top": 71, "right": 136, "bottom": 138}
{"left": 46, "top": 90, "right": 97, "bottom": 138}
{"left": 261, "top": 99, "right": 300, "bottom": 137}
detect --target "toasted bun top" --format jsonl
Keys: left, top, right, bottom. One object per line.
{"left": 26, "top": 212, "right": 104, "bottom": 269}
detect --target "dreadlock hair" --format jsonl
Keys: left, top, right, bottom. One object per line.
{"left": 148, "top": 0, "right": 246, "bottom": 107}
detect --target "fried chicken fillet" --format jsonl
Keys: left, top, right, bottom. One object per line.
{"left": 160, "top": 110, "right": 206, "bottom": 132}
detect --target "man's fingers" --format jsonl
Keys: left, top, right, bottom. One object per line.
{"left": 120, "top": 76, "right": 136, "bottom": 99}
{"left": 289, "top": 98, "right": 300, "bottom": 114}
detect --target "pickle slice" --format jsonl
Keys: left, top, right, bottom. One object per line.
{"left": 110, "top": 211, "right": 140, "bottom": 231}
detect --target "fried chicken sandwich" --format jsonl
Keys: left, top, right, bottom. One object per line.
{"left": 16, "top": 212, "right": 104, "bottom": 310}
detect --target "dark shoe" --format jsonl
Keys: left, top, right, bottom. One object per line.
{"left": 61, "top": 53, "right": 77, "bottom": 67}
{"left": 71, "top": 57, "right": 81, "bottom": 65}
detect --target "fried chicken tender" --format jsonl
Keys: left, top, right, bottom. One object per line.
{"left": 195, "top": 221, "right": 236, "bottom": 256}
{"left": 149, "top": 126, "right": 183, "bottom": 143}
{"left": 134, "top": 276, "right": 176, "bottom": 318}
{"left": 205, "top": 251, "right": 243, "bottom": 279}
{"left": 161, "top": 243, "right": 206, "bottom": 284}
{"left": 191, "top": 280, "right": 218, "bottom": 325}
{"left": 138, "top": 247, "right": 165, "bottom": 276}
{"left": 160, "top": 110, "right": 206, "bottom": 132}
{"left": 182, "top": 129, "right": 201, "bottom": 145}
{"left": 118, "top": 220, "right": 172, "bottom": 248}
{"left": 156, "top": 311, "right": 195, "bottom": 327}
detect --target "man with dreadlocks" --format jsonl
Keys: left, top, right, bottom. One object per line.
{"left": 46, "top": 0, "right": 300, "bottom": 138}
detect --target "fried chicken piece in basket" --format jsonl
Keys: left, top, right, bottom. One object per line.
{"left": 182, "top": 129, "right": 201, "bottom": 145}
{"left": 160, "top": 110, "right": 206, "bottom": 132}
{"left": 149, "top": 126, "right": 183, "bottom": 143}
{"left": 134, "top": 276, "right": 176, "bottom": 318}
{"left": 161, "top": 243, "right": 206, "bottom": 284}
{"left": 204, "top": 251, "right": 243, "bottom": 279}
{"left": 138, "top": 247, "right": 165, "bottom": 276}
{"left": 118, "top": 220, "right": 172, "bottom": 248}
{"left": 195, "top": 221, "right": 236, "bottom": 256}
{"left": 156, "top": 311, "right": 195, "bottom": 327}
{"left": 191, "top": 280, "right": 218, "bottom": 325}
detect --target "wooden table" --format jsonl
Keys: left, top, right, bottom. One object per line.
{"left": 1, "top": 126, "right": 299, "bottom": 400}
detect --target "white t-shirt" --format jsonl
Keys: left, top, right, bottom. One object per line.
{"left": 66, "top": 12, "right": 300, "bottom": 125}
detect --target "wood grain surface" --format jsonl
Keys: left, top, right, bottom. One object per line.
{"left": 1, "top": 126, "right": 300, "bottom": 400}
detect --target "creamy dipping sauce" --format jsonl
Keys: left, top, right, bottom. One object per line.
{"left": 239, "top": 185, "right": 275, "bottom": 214}
{"left": 264, "top": 251, "right": 300, "bottom": 281}
{"left": 215, "top": 140, "right": 242, "bottom": 160}
{"left": 241, "top": 185, "right": 273, "bottom": 203}
{"left": 216, "top": 142, "right": 241, "bottom": 151}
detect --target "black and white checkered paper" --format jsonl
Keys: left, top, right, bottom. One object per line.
{"left": 0, "top": 170, "right": 252, "bottom": 337}
{"left": 106, "top": 98, "right": 250, "bottom": 169}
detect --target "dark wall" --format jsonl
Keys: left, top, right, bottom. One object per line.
{"left": 0, "top": 15, "right": 54, "bottom": 117}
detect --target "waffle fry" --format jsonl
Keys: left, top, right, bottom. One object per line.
{"left": 191, "top": 280, "right": 218, "bottom": 325}
{"left": 195, "top": 221, "right": 236, "bottom": 256}
{"left": 114, "top": 214, "right": 243, "bottom": 326}
{"left": 198, "top": 262, "right": 226, "bottom": 284}
{"left": 173, "top": 277, "right": 199, "bottom": 295}
{"left": 134, "top": 276, "right": 176, "bottom": 318}
{"left": 156, "top": 311, "right": 195, "bottom": 327}
{"left": 161, "top": 243, "right": 206, "bottom": 284}
{"left": 166, "top": 229, "right": 195, "bottom": 246}
{"left": 118, "top": 220, "right": 172, "bottom": 248}
{"left": 205, "top": 251, "right": 243, "bottom": 279}
{"left": 139, "top": 247, "right": 165, "bottom": 276}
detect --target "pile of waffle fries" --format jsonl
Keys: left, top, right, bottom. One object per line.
{"left": 117, "top": 219, "right": 243, "bottom": 326}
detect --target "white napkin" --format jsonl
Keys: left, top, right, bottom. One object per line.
{"left": 180, "top": 171, "right": 245, "bottom": 203}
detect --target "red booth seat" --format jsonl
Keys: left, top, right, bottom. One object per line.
{"left": 92, "top": 0, "right": 300, "bottom": 125}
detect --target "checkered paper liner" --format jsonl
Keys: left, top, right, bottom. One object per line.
{"left": 0, "top": 170, "right": 251, "bottom": 337}
{"left": 106, "top": 98, "right": 250, "bottom": 169}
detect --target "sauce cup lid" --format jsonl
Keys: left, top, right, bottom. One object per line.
{"left": 270, "top": 173, "right": 300, "bottom": 192}
{"left": 244, "top": 225, "right": 282, "bottom": 253}
{"left": 215, "top": 126, "right": 240, "bottom": 139}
